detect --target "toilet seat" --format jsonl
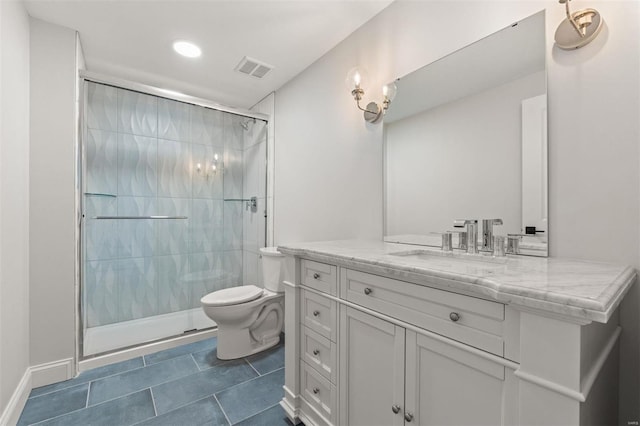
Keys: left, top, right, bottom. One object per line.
{"left": 201, "top": 285, "right": 264, "bottom": 307}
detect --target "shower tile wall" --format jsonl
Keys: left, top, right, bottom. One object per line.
{"left": 84, "top": 82, "right": 245, "bottom": 328}
{"left": 242, "top": 120, "right": 267, "bottom": 286}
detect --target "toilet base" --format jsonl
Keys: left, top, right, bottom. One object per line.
{"left": 211, "top": 296, "right": 284, "bottom": 360}
{"left": 217, "top": 326, "right": 281, "bottom": 360}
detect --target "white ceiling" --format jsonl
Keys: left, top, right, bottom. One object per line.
{"left": 24, "top": 0, "right": 394, "bottom": 109}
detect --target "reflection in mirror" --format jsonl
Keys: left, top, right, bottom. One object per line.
{"left": 383, "top": 10, "right": 547, "bottom": 257}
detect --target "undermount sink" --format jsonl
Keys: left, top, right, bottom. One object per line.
{"left": 389, "top": 249, "right": 509, "bottom": 265}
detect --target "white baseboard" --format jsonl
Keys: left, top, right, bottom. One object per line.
{"left": 0, "top": 358, "right": 75, "bottom": 426}
{"left": 281, "top": 386, "right": 301, "bottom": 425}
{"left": 30, "top": 358, "right": 75, "bottom": 389}
{"left": 0, "top": 368, "right": 31, "bottom": 426}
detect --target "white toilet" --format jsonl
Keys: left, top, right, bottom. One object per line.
{"left": 201, "top": 247, "right": 285, "bottom": 360}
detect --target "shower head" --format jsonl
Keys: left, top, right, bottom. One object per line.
{"left": 240, "top": 118, "right": 256, "bottom": 131}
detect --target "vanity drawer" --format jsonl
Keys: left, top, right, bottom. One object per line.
{"left": 342, "top": 268, "right": 505, "bottom": 356}
{"left": 301, "top": 259, "right": 337, "bottom": 295}
{"left": 300, "top": 360, "right": 337, "bottom": 425}
{"left": 301, "top": 289, "right": 337, "bottom": 342}
{"left": 300, "top": 325, "right": 337, "bottom": 383}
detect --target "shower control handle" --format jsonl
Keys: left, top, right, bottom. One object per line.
{"left": 245, "top": 197, "right": 258, "bottom": 213}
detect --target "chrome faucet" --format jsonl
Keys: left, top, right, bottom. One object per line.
{"left": 481, "top": 219, "right": 503, "bottom": 252}
{"left": 453, "top": 219, "right": 478, "bottom": 254}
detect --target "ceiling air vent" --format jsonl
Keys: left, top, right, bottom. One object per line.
{"left": 234, "top": 56, "right": 273, "bottom": 79}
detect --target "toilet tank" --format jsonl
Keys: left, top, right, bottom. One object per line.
{"left": 260, "top": 247, "right": 284, "bottom": 292}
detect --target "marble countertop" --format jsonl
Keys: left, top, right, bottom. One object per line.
{"left": 278, "top": 239, "right": 637, "bottom": 323}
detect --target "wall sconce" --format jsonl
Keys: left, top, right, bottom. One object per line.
{"left": 554, "top": 0, "right": 603, "bottom": 50}
{"left": 195, "top": 153, "right": 223, "bottom": 179}
{"left": 346, "top": 67, "right": 397, "bottom": 123}
{"left": 211, "top": 153, "right": 222, "bottom": 175}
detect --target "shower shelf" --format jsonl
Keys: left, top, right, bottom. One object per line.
{"left": 84, "top": 192, "right": 117, "bottom": 198}
{"left": 91, "top": 216, "right": 188, "bottom": 220}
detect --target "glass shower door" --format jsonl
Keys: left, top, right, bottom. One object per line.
{"left": 81, "top": 81, "right": 265, "bottom": 357}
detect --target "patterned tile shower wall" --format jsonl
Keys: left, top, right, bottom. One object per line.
{"left": 83, "top": 82, "right": 249, "bottom": 328}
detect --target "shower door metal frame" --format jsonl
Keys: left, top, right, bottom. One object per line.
{"left": 76, "top": 71, "right": 270, "bottom": 363}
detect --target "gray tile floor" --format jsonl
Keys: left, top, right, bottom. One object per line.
{"left": 18, "top": 337, "right": 295, "bottom": 426}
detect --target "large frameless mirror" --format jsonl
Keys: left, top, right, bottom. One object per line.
{"left": 383, "top": 10, "right": 548, "bottom": 257}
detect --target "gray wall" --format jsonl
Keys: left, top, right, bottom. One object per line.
{"left": 273, "top": 1, "right": 640, "bottom": 421}
{"left": 0, "top": 0, "right": 30, "bottom": 415}
{"left": 29, "top": 18, "right": 78, "bottom": 367}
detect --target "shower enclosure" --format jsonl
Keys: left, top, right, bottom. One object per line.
{"left": 80, "top": 80, "right": 268, "bottom": 356}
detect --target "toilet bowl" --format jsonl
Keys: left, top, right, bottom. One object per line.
{"left": 201, "top": 247, "right": 285, "bottom": 360}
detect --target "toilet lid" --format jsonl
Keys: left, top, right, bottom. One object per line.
{"left": 201, "top": 285, "right": 264, "bottom": 307}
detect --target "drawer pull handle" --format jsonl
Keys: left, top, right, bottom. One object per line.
{"left": 313, "top": 349, "right": 320, "bottom": 356}
{"left": 364, "top": 287, "right": 372, "bottom": 295}
{"left": 313, "top": 273, "right": 320, "bottom": 279}
{"left": 449, "top": 312, "right": 460, "bottom": 322}
{"left": 404, "top": 412, "right": 414, "bottom": 422}
{"left": 312, "top": 387, "right": 320, "bottom": 394}
{"left": 392, "top": 404, "right": 401, "bottom": 414}
{"left": 313, "top": 310, "right": 320, "bottom": 317}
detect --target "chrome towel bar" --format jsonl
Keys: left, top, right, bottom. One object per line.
{"left": 91, "top": 216, "right": 188, "bottom": 220}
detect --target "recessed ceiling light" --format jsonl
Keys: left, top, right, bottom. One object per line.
{"left": 173, "top": 40, "right": 201, "bottom": 58}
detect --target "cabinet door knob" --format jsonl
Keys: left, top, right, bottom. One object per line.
{"left": 391, "top": 404, "right": 401, "bottom": 414}
{"left": 449, "top": 312, "right": 460, "bottom": 322}
{"left": 312, "top": 387, "right": 320, "bottom": 394}
{"left": 313, "top": 349, "right": 320, "bottom": 356}
{"left": 313, "top": 310, "right": 320, "bottom": 317}
{"left": 404, "top": 412, "right": 414, "bottom": 422}
{"left": 313, "top": 273, "right": 320, "bottom": 279}
{"left": 364, "top": 287, "right": 372, "bottom": 295}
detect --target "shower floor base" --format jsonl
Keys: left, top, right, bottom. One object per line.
{"left": 84, "top": 308, "right": 216, "bottom": 356}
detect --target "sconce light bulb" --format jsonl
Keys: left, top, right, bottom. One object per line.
{"left": 346, "top": 66, "right": 369, "bottom": 91}
{"left": 382, "top": 82, "right": 398, "bottom": 103}
{"left": 354, "top": 72, "right": 361, "bottom": 87}
{"left": 214, "top": 153, "right": 219, "bottom": 161}
{"left": 196, "top": 163, "right": 202, "bottom": 172}
{"left": 212, "top": 164, "right": 217, "bottom": 171}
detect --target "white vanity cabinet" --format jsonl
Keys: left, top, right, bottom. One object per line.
{"left": 404, "top": 330, "right": 517, "bottom": 426}
{"left": 285, "top": 259, "right": 517, "bottom": 426}
{"left": 339, "top": 307, "right": 405, "bottom": 426}
{"left": 340, "top": 307, "right": 514, "bottom": 426}
{"left": 279, "top": 241, "right": 635, "bottom": 426}
{"left": 339, "top": 268, "right": 517, "bottom": 425}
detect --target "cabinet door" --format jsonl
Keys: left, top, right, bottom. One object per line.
{"left": 405, "top": 330, "right": 506, "bottom": 426}
{"left": 339, "top": 306, "right": 405, "bottom": 426}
